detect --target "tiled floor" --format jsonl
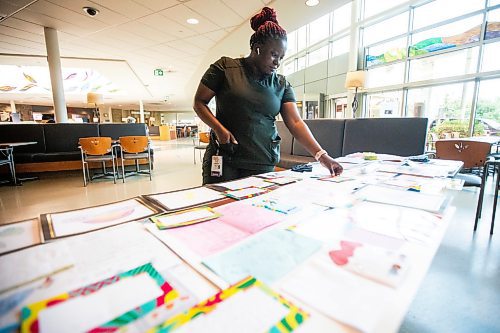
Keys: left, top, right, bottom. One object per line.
{"left": 0, "top": 138, "right": 498, "bottom": 332}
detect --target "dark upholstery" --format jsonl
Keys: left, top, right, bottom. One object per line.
{"left": 342, "top": 118, "right": 428, "bottom": 157}
{"left": 276, "top": 121, "right": 293, "bottom": 155}
{"left": 43, "top": 124, "right": 99, "bottom": 153}
{"left": 32, "top": 152, "right": 82, "bottom": 162}
{"left": 0, "top": 124, "right": 46, "bottom": 163}
{"left": 99, "top": 123, "right": 147, "bottom": 140}
{"left": 0, "top": 124, "right": 46, "bottom": 154}
{"left": 293, "top": 119, "right": 345, "bottom": 158}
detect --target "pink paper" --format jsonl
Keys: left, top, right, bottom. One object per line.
{"left": 214, "top": 201, "right": 285, "bottom": 234}
{"left": 165, "top": 220, "right": 249, "bottom": 257}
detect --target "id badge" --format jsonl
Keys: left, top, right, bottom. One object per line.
{"left": 211, "top": 155, "right": 223, "bottom": 177}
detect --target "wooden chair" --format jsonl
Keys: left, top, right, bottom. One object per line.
{"left": 79, "top": 137, "right": 117, "bottom": 186}
{"left": 0, "top": 147, "right": 16, "bottom": 185}
{"left": 435, "top": 140, "right": 492, "bottom": 183}
{"left": 193, "top": 132, "right": 210, "bottom": 164}
{"left": 119, "top": 136, "right": 152, "bottom": 182}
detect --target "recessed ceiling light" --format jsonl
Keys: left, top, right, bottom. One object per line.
{"left": 305, "top": 0, "right": 320, "bottom": 6}
{"left": 186, "top": 18, "right": 199, "bottom": 25}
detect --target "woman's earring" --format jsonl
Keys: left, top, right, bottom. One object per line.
{"left": 256, "top": 48, "right": 260, "bottom": 55}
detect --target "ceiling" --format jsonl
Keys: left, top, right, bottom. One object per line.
{"left": 0, "top": 0, "right": 344, "bottom": 111}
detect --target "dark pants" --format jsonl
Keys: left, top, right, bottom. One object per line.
{"left": 201, "top": 144, "right": 273, "bottom": 185}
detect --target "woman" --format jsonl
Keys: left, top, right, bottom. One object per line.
{"left": 193, "top": 7, "right": 343, "bottom": 185}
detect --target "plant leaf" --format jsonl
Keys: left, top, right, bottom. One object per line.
{"left": 23, "top": 72, "right": 37, "bottom": 83}
{"left": 0, "top": 86, "right": 16, "bottom": 91}
{"left": 19, "top": 84, "right": 36, "bottom": 91}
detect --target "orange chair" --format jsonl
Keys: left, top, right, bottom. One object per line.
{"left": 119, "top": 136, "right": 152, "bottom": 182}
{"left": 79, "top": 137, "right": 117, "bottom": 186}
{"left": 193, "top": 132, "right": 210, "bottom": 164}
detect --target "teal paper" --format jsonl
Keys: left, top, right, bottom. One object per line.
{"left": 202, "top": 229, "right": 322, "bottom": 284}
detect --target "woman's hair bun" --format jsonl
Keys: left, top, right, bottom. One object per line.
{"left": 250, "top": 7, "right": 278, "bottom": 31}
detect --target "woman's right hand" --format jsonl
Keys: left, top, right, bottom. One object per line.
{"left": 214, "top": 128, "right": 238, "bottom": 144}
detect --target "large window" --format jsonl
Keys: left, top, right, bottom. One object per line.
{"left": 408, "top": 47, "right": 479, "bottom": 82}
{"left": 406, "top": 82, "right": 474, "bottom": 139}
{"left": 475, "top": 78, "right": 500, "bottom": 137}
{"left": 361, "top": 0, "right": 500, "bottom": 138}
{"left": 412, "top": 0, "right": 484, "bottom": 30}
{"left": 309, "top": 13, "right": 330, "bottom": 46}
{"left": 366, "top": 90, "right": 403, "bottom": 118}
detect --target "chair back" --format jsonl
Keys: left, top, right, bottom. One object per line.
{"left": 435, "top": 140, "right": 491, "bottom": 169}
{"left": 199, "top": 132, "right": 210, "bottom": 144}
{"left": 120, "top": 136, "right": 149, "bottom": 153}
{"left": 79, "top": 137, "right": 112, "bottom": 155}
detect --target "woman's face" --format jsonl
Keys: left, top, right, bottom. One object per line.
{"left": 255, "top": 38, "right": 287, "bottom": 76}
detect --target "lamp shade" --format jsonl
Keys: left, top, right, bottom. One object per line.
{"left": 345, "top": 70, "right": 366, "bottom": 89}
{"left": 87, "top": 92, "right": 103, "bottom": 105}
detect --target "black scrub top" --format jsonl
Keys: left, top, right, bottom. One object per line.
{"left": 201, "top": 56, "right": 296, "bottom": 170}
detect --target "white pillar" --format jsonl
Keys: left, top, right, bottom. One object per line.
{"left": 107, "top": 106, "right": 113, "bottom": 122}
{"left": 346, "top": 0, "right": 361, "bottom": 118}
{"left": 139, "top": 100, "right": 145, "bottom": 123}
{"left": 44, "top": 27, "right": 68, "bottom": 123}
{"left": 10, "top": 100, "right": 17, "bottom": 113}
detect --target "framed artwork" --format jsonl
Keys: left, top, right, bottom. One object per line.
{"left": 40, "top": 198, "right": 160, "bottom": 240}
{"left": 0, "top": 218, "right": 41, "bottom": 255}
{"left": 143, "top": 186, "right": 225, "bottom": 212}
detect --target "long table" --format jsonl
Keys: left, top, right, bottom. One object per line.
{"left": 0, "top": 157, "right": 464, "bottom": 332}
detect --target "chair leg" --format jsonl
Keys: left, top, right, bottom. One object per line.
{"left": 112, "top": 157, "right": 117, "bottom": 184}
{"left": 490, "top": 166, "right": 500, "bottom": 235}
{"left": 121, "top": 152, "right": 125, "bottom": 183}
{"left": 193, "top": 147, "right": 196, "bottom": 164}
{"left": 474, "top": 166, "right": 488, "bottom": 231}
{"left": 148, "top": 154, "right": 152, "bottom": 181}
{"left": 82, "top": 160, "right": 87, "bottom": 187}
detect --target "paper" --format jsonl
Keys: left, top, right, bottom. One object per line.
{"left": 152, "top": 207, "right": 221, "bottom": 229}
{"left": 349, "top": 201, "right": 442, "bottom": 244}
{"left": 355, "top": 185, "right": 446, "bottom": 213}
{"left": 0, "top": 219, "right": 41, "bottom": 255}
{"left": 147, "top": 187, "right": 224, "bottom": 211}
{"left": 151, "top": 277, "right": 307, "bottom": 333}
{"left": 21, "top": 263, "right": 173, "bottom": 333}
{"left": 376, "top": 161, "right": 449, "bottom": 178}
{"left": 0, "top": 224, "right": 207, "bottom": 333}
{"left": 203, "top": 229, "right": 321, "bottom": 284}
{"left": 38, "top": 272, "right": 163, "bottom": 333}
{"left": 214, "top": 201, "right": 285, "bottom": 233}
{"left": 215, "top": 176, "right": 274, "bottom": 190}
{"left": 163, "top": 220, "right": 250, "bottom": 257}
{"left": 280, "top": 255, "right": 393, "bottom": 332}
{"left": 251, "top": 197, "right": 299, "bottom": 214}
{"left": 223, "top": 187, "right": 269, "bottom": 200}
{"left": 263, "top": 176, "right": 301, "bottom": 185}
{"left": 47, "top": 199, "right": 157, "bottom": 238}
{"left": 328, "top": 240, "right": 409, "bottom": 288}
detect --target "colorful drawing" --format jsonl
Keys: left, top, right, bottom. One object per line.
{"left": 149, "top": 276, "right": 308, "bottom": 333}
{"left": 20, "top": 263, "right": 178, "bottom": 333}
{"left": 151, "top": 207, "right": 221, "bottom": 229}
{"left": 42, "top": 198, "right": 159, "bottom": 239}
{"left": 328, "top": 240, "right": 409, "bottom": 288}
{"left": 366, "top": 22, "right": 500, "bottom": 66}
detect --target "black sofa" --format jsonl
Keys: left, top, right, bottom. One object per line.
{"left": 0, "top": 123, "right": 150, "bottom": 171}
{"left": 277, "top": 117, "right": 429, "bottom": 169}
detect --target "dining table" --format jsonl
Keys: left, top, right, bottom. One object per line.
{"left": 0, "top": 141, "right": 37, "bottom": 185}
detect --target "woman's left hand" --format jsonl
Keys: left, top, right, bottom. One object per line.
{"left": 319, "top": 154, "right": 343, "bottom": 176}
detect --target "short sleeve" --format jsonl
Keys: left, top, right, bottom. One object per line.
{"left": 282, "top": 80, "right": 296, "bottom": 104}
{"left": 201, "top": 58, "right": 226, "bottom": 93}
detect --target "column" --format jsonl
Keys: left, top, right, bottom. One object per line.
{"left": 346, "top": 0, "right": 361, "bottom": 118}
{"left": 44, "top": 27, "right": 68, "bottom": 123}
{"left": 10, "top": 100, "right": 16, "bottom": 114}
{"left": 139, "top": 100, "right": 145, "bottom": 123}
